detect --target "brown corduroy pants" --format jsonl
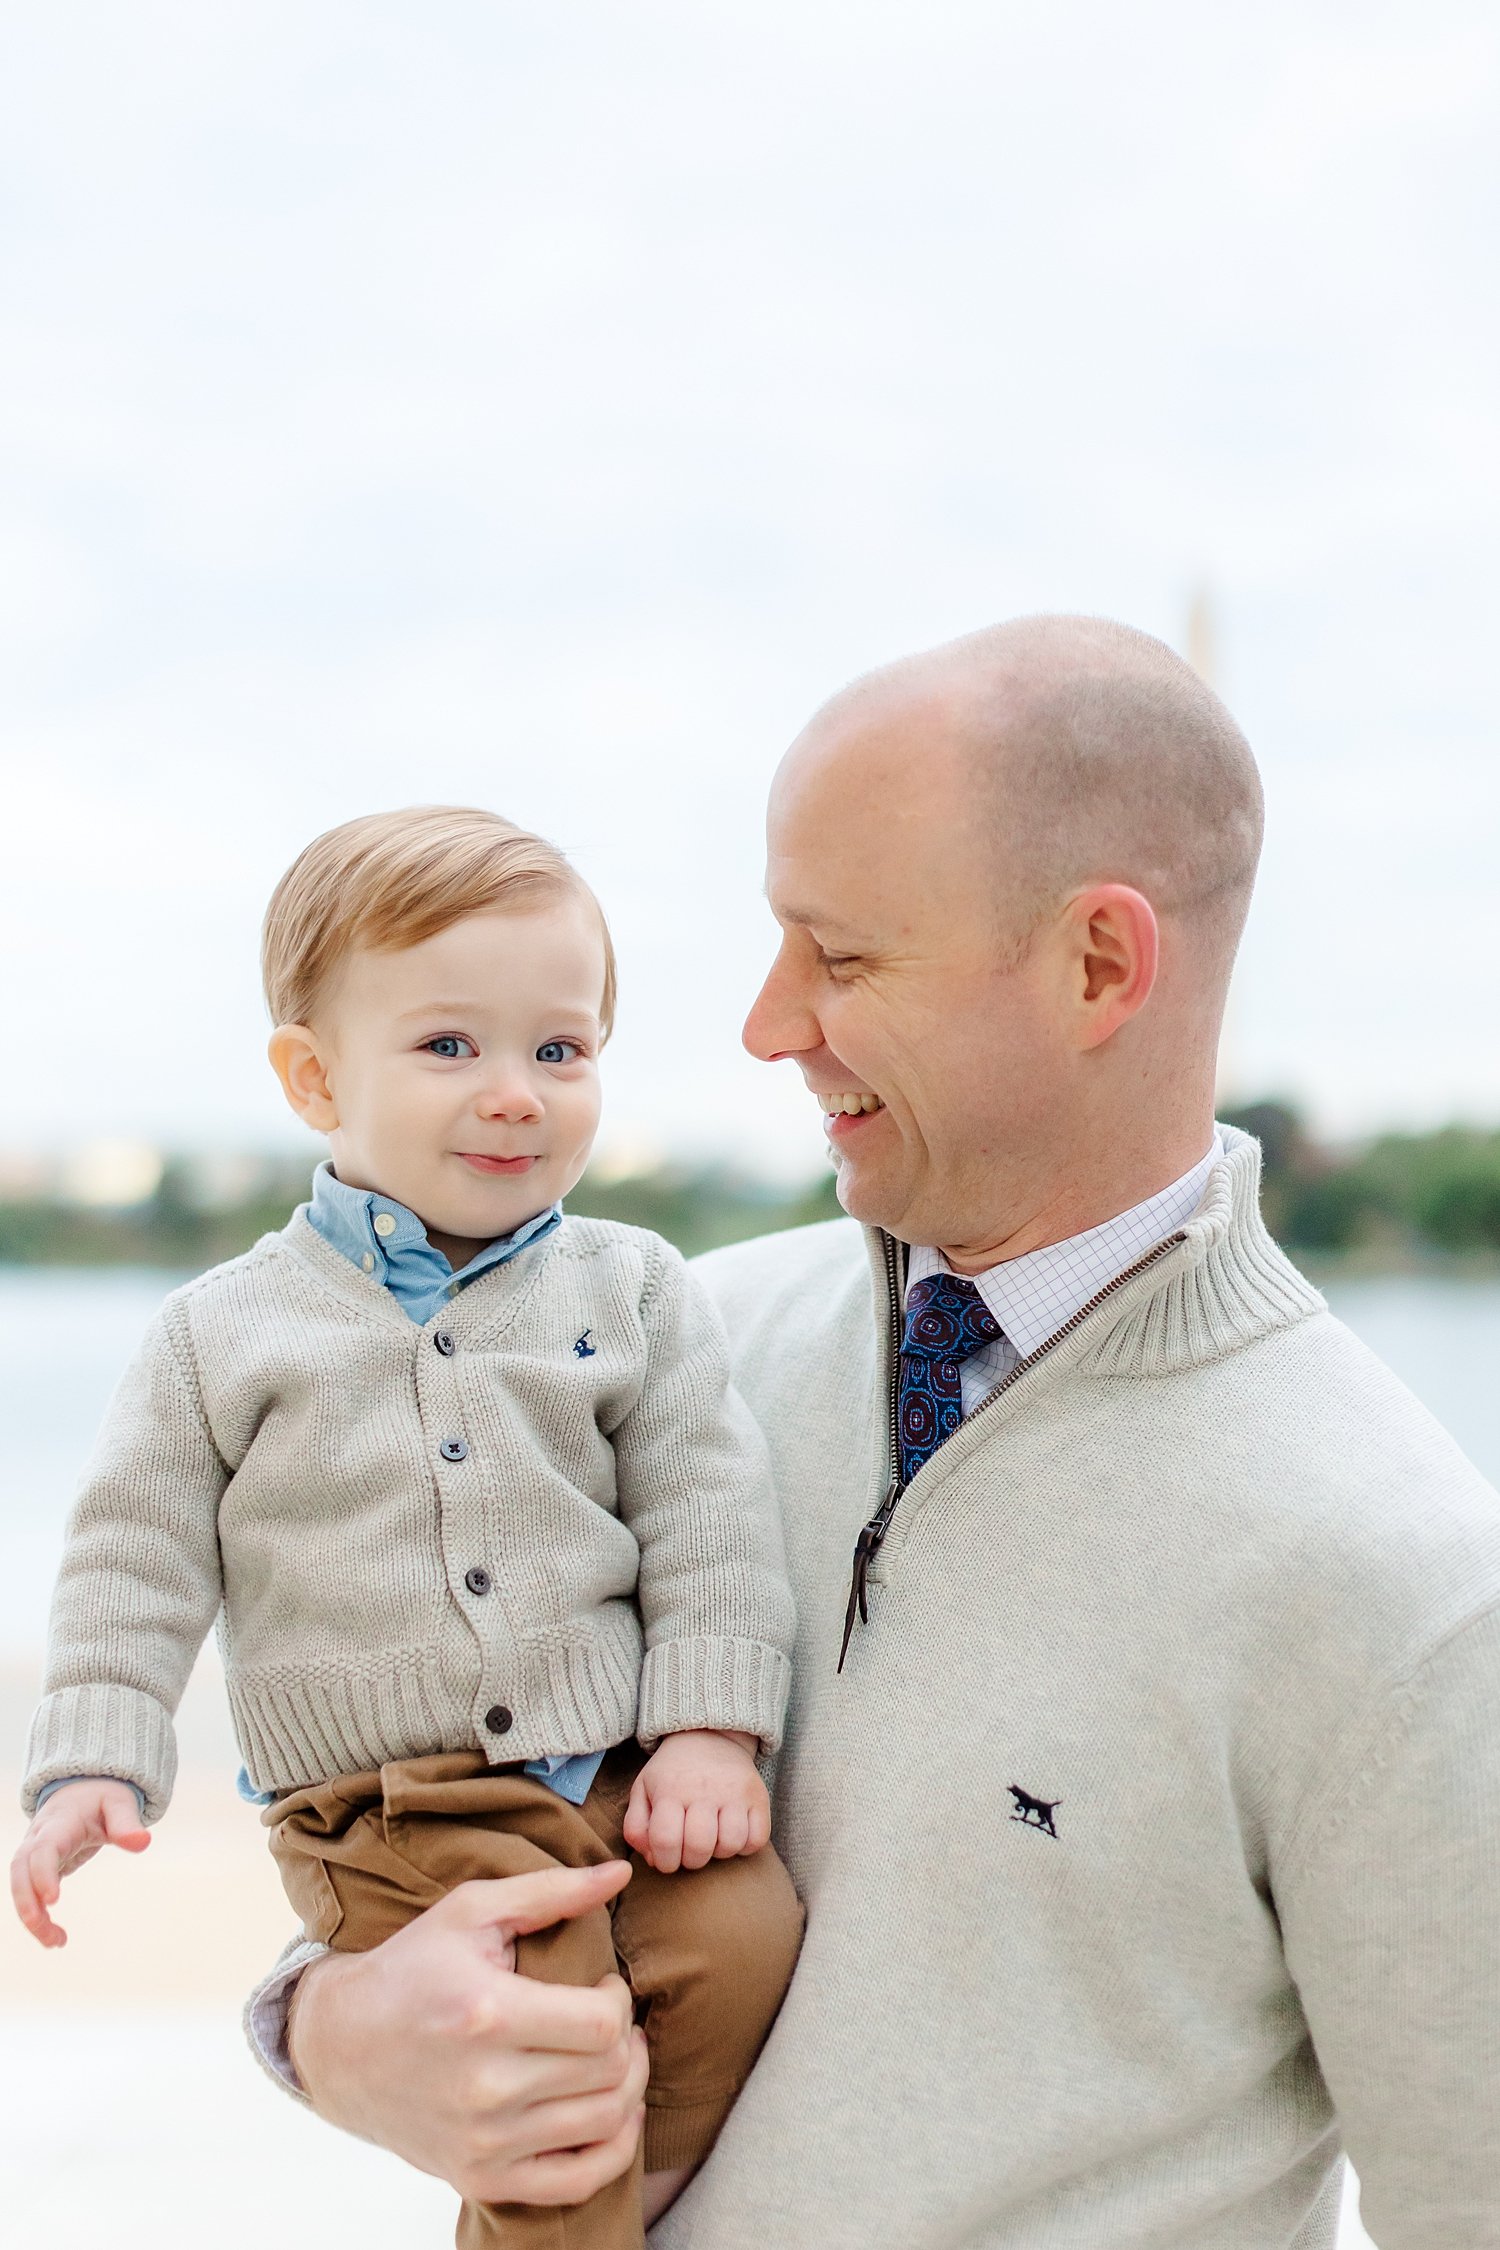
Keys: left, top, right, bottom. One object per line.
{"left": 267, "top": 1743, "right": 804, "bottom": 2250}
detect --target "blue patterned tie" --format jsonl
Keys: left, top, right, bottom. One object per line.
{"left": 898, "top": 1271, "right": 1004, "bottom": 1484}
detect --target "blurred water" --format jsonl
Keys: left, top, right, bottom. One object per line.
{"left": 0, "top": 1268, "right": 190, "bottom": 1652}
{"left": 2, "top": 1264, "right": 1498, "bottom": 1655}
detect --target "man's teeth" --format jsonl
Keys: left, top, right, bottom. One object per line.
{"left": 823, "top": 1093, "right": 884, "bottom": 1116}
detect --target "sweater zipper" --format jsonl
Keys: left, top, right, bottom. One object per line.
{"left": 837, "top": 1227, "right": 1189, "bottom": 1671}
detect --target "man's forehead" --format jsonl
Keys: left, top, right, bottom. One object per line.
{"left": 763, "top": 896, "right": 876, "bottom": 940}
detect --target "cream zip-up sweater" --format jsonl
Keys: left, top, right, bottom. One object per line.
{"left": 23, "top": 1212, "right": 793, "bottom": 1820}
{"left": 647, "top": 1129, "right": 1500, "bottom": 2250}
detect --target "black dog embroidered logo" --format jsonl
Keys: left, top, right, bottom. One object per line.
{"left": 1008, "top": 1784, "right": 1061, "bottom": 1838}
{"left": 573, "top": 1330, "right": 596, "bottom": 1359}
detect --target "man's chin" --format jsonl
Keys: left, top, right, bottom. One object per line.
{"left": 832, "top": 1157, "right": 907, "bottom": 1236}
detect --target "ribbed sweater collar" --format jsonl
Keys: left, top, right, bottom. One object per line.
{"left": 866, "top": 1127, "right": 1322, "bottom": 1394}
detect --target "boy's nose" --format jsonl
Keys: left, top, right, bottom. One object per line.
{"left": 476, "top": 1072, "right": 544, "bottom": 1123}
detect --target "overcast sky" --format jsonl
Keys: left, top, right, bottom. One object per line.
{"left": 3, "top": 2, "right": 1497, "bottom": 1181}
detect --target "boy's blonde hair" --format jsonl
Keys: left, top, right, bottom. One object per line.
{"left": 262, "top": 806, "right": 617, "bottom": 1035}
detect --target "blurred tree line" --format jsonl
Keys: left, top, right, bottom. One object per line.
{"left": 1220, "top": 1104, "right": 1500, "bottom": 1260}
{"left": 0, "top": 1155, "right": 843, "bottom": 1271}
{"left": 2, "top": 1107, "right": 1498, "bottom": 1271}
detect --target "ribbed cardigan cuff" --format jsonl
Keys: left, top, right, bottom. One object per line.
{"left": 22, "top": 1683, "right": 177, "bottom": 1824}
{"left": 637, "top": 1637, "right": 791, "bottom": 1754}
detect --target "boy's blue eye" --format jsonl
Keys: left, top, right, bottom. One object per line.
{"left": 537, "top": 1040, "right": 581, "bottom": 1065}
{"left": 424, "top": 1036, "right": 476, "bottom": 1059}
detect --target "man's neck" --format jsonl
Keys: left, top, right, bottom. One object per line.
{"left": 937, "top": 1116, "right": 1218, "bottom": 1276}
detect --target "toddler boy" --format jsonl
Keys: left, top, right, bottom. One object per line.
{"left": 13, "top": 806, "right": 802, "bottom": 2249}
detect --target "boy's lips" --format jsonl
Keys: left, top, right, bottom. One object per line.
{"left": 457, "top": 1152, "right": 539, "bottom": 1175}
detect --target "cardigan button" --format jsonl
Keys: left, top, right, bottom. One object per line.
{"left": 439, "top": 1438, "right": 469, "bottom": 1463}
{"left": 464, "top": 1566, "right": 492, "bottom": 1596}
{"left": 434, "top": 1330, "right": 456, "bottom": 1356}
{"left": 484, "top": 1704, "right": 514, "bottom": 1735}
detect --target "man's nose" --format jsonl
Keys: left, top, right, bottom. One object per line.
{"left": 743, "top": 947, "right": 820, "bottom": 1064}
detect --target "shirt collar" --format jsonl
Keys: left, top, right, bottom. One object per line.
{"left": 307, "top": 1160, "right": 562, "bottom": 1299}
{"left": 907, "top": 1136, "right": 1222, "bottom": 1360}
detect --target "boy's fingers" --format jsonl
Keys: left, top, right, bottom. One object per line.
{"left": 716, "top": 1805, "right": 750, "bottom": 1859}
{"left": 620, "top": 1779, "right": 651, "bottom": 1854}
{"left": 29, "top": 1837, "right": 62, "bottom": 1904}
{"left": 746, "top": 1800, "right": 771, "bottom": 1852}
{"left": 10, "top": 1855, "right": 65, "bottom": 1947}
{"left": 101, "top": 1795, "right": 150, "bottom": 1848}
{"left": 9, "top": 1851, "right": 43, "bottom": 1933}
{"left": 682, "top": 1803, "right": 718, "bottom": 1870}
{"left": 646, "top": 1798, "right": 685, "bottom": 1875}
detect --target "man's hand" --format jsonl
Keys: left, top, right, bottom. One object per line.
{"left": 623, "top": 1729, "right": 771, "bottom": 1873}
{"left": 289, "top": 1862, "right": 649, "bottom": 2208}
{"left": 10, "top": 1779, "right": 151, "bottom": 1947}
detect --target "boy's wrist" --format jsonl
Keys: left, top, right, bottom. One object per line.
{"left": 33, "top": 1774, "right": 148, "bottom": 1819}
{"left": 653, "top": 1727, "right": 757, "bottom": 1757}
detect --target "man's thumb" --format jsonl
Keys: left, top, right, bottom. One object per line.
{"left": 440, "top": 1859, "right": 632, "bottom": 1939}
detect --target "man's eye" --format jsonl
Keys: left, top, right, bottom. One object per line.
{"left": 536, "top": 1040, "right": 582, "bottom": 1065}
{"left": 423, "top": 1036, "right": 476, "bottom": 1059}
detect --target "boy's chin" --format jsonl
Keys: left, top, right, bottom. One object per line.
{"left": 439, "top": 1184, "right": 557, "bottom": 1240}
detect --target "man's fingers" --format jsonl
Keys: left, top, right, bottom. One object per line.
{"left": 500, "top": 2021, "right": 641, "bottom": 2106}
{"left": 439, "top": 1862, "right": 632, "bottom": 1944}
{"left": 503, "top": 2062, "right": 649, "bottom": 2169}
{"left": 471, "top": 1969, "right": 634, "bottom": 2058}
{"left": 497, "top": 2104, "right": 645, "bottom": 2208}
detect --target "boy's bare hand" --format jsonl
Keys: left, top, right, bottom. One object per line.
{"left": 622, "top": 1729, "right": 770, "bottom": 1873}
{"left": 10, "top": 1779, "right": 151, "bottom": 1948}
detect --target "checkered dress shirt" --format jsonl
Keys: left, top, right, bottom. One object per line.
{"left": 906, "top": 1139, "right": 1221, "bottom": 1416}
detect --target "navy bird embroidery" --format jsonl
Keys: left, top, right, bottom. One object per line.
{"left": 573, "top": 1330, "right": 596, "bottom": 1359}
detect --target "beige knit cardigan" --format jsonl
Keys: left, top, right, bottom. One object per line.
{"left": 23, "top": 1213, "right": 794, "bottom": 1820}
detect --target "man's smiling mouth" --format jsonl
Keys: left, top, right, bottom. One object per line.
{"left": 818, "top": 1092, "right": 884, "bottom": 1117}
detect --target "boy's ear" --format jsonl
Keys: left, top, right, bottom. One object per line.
{"left": 267, "top": 1025, "right": 339, "bottom": 1132}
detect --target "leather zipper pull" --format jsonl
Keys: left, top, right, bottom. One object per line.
{"left": 837, "top": 1485, "right": 901, "bottom": 1672}
{"left": 838, "top": 1525, "right": 879, "bottom": 1672}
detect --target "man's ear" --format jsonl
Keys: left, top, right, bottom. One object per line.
{"left": 1063, "top": 884, "right": 1159, "bottom": 1052}
{"left": 267, "top": 1025, "right": 339, "bottom": 1131}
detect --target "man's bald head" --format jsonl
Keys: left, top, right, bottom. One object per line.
{"left": 753, "top": 613, "right": 1262, "bottom": 1255}
{"left": 810, "top": 613, "right": 1264, "bottom": 977}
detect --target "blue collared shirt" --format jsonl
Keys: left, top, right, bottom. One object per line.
{"left": 306, "top": 1159, "right": 564, "bottom": 1326}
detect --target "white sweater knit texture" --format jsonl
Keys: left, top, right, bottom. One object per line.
{"left": 23, "top": 1213, "right": 793, "bottom": 1820}
{"left": 641, "top": 1129, "right": 1500, "bottom": 2250}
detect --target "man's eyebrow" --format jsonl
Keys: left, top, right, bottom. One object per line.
{"left": 769, "top": 903, "right": 869, "bottom": 940}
